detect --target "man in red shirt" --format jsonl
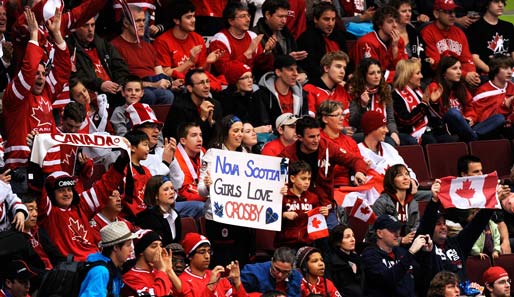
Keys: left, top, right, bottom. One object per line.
{"left": 262, "top": 113, "right": 298, "bottom": 157}
{"left": 179, "top": 233, "right": 248, "bottom": 296}
{"left": 111, "top": 6, "right": 174, "bottom": 105}
{"left": 175, "top": 122, "right": 206, "bottom": 202}
{"left": 351, "top": 5, "right": 408, "bottom": 82}
{"left": 303, "top": 51, "right": 352, "bottom": 120}
{"left": 420, "top": 0, "right": 480, "bottom": 87}
{"left": 154, "top": 0, "right": 224, "bottom": 91}
{"left": 122, "top": 230, "right": 181, "bottom": 296}
{"left": 209, "top": 1, "right": 274, "bottom": 80}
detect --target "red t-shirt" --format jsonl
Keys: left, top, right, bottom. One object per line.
{"left": 154, "top": 30, "right": 207, "bottom": 70}
{"left": 83, "top": 48, "right": 111, "bottom": 81}
{"left": 324, "top": 36, "right": 340, "bottom": 53}
{"left": 276, "top": 82, "right": 294, "bottom": 114}
{"left": 111, "top": 36, "right": 158, "bottom": 78}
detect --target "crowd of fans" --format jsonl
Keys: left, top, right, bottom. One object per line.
{"left": 1, "top": 0, "right": 514, "bottom": 295}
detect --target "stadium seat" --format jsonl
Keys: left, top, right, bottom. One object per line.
{"left": 493, "top": 254, "right": 514, "bottom": 281}
{"left": 469, "top": 140, "right": 514, "bottom": 179}
{"left": 198, "top": 216, "right": 207, "bottom": 235}
{"left": 466, "top": 255, "right": 492, "bottom": 284}
{"left": 180, "top": 217, "right": 198, "bottom": 241}
{"left": 151, "top": 104, "right": 171, "bottom": 123}
{"left": 253, "top": 229, "right": 276, "bottom": 262}
{"left": 426, "top": 142, "right": 468, "bottom": 179}
{"left": 397, "top": 145, "right": 432, "bottom": 187}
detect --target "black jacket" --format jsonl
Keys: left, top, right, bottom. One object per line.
{"left": 135, "top": 206, "right": 182, "bottom": 246}
{"left": 325, "top": 248, "right": 364, "bottom": 297}
{"left": 219, "top": 86, "right": 269, "bottom": 127}
{"left": 297, "top": 26, "right": 347, "bottom": 80}
{"left": 67, "top": 34, "right": 129, "bottom": 92}
{"left": 163, "top": 93, "right": 222, "bottom": 146}
{"left": 252, "top": 17, "right": 298, "bottom": 57}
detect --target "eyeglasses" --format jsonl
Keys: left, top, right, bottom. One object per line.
{"left": 239, "top": 75, "right": 253, "bottom": 80}
{"left": 195, "top": 248, "right": 213, "bottom": 255}
{"left": 438, "top": 9, "right": 456, "bottom": 15}
{"left": 233, "top": 13, "right": 250, "bottom": 19}
{"left": 192, "top": 79, "right": 211, "bottom": 86}
{"left": 325, "top": 113, "right": 344, "bottom": 118}
{"left": 495, "top": 278, "right": 512, "bottom": 285}
{"left": 270, "top": 264, "right": 292, "bottom": 276}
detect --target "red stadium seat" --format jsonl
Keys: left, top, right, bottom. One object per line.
{"left": 397, "top": 145, "right": 432, "bottom": 187}
{"left": 180, "top": 217, "right": 198, "bottom": 241}
{"left": 426, "top": 142, "right": 468, "bottom": 179}
{"left": 151, "top": 104, "right": 171, "bottom": 123}
{"left": 493, "top": 254, "right": 514, "bottom": 281}
{"left": 253, "top": 229, "right": 276, "bottom": 262}
{"left": 469, "top": 140, "right": 514, "bottom": 179}
{"left": 466, "top": 255, "right": 492, "bottom": 284}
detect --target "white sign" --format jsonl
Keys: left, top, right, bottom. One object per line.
{"left": 206, "top": 149, "right": 287, "bottom": 231}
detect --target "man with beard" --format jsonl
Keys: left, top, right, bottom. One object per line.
{"left": 483, "top": 266, "right": 511, "bottom": 297}
{"left": 121, "top": 230, "right": 181, "bottom": 296}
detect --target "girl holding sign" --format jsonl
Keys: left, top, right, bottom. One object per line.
{"left": 200, "top": 115, "right": 254, "bottom": 267}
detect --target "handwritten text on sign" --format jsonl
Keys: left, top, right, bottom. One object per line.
{"left": 206, "top": 149, "right": 286, "bottom": 231}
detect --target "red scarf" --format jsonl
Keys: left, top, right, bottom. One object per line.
{"left": 397, "top": 87, "right": 428, "bottom": 142}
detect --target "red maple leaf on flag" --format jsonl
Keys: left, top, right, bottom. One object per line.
{"left": 456, "top": 179, "right": 475, "bottom": 206}
{"left": 360, "top": 206, "right": 371, "bottom": 214}
{"left": 311, "top": 217, "right": 321, "bottom": 229}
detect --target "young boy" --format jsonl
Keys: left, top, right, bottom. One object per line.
{"left": 275, "top": 161, "right": 328, "bottom": 249}
{"left": 110, "top": 75, "right": 146, "bottom": 136}
{"left": 123, "top": 130, "right": 152, "bottom": 220}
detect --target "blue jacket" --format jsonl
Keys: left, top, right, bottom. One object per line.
{"left": 79, "top": 252, "right": 123, "bottom": 297}
{"left": 241, "top": 261, "right": 302, "bottom": 297}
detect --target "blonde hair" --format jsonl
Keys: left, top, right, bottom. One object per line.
{"left": 393, "top": 59, "right": 421, "bottom": 90}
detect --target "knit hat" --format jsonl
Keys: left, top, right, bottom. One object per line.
{"left": 5, "top": 260, "right": 36, "bottom": 281}
{"left": 181, "top": 233, "right": 210, "bottom": 256}
{"left": 296, "top": 246, "right": 321, "bottom": 273}
{"left": 126, "top": 102, "right": 163, "bottom": 130}
{"left": 360, "top": 110, "right": 387, "bottom": 135}
{"left": 134, "top": 229, "right": 162, "bottom": 256}
{"left": 99, "top": 221, "right": 137, "bottom": 248}
{"left": 483, "top": 266, "right": 509, "bottom": 284}
{"left": 45, "top": 171, "right": 79, "bottom": 205}
{"left": 275, "top": 113, "right": 299, "bottom": 130}
{"left": 166, "top": 243, "right": 186, "bottom": 256}
{"left": 433, "top": 0, "right": 459, "bottom": 10}
{"left": 225, "top": 61, "right": 252, "bottom": 85}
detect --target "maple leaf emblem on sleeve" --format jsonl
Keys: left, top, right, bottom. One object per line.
{"left": 455, "top": 179, "right": 475, "bottom": 206}
{"left": 68, "top": 217, "right": 90, "bottom": 244}
{"left": 360, "top": 206, "right": 371, "bottom": 214}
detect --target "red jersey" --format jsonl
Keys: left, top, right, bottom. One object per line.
{"left": 275, "top": 189, "right": 319, "bottom": 248}
{"left": 111, "top": 36, "right": 159, "bottom": 78}
{"left": 286, "top": 0, "right": 307, "bottom": 39}
{"left": 420, "top": 23, "right": 476, "bottom": 77}
{"left": 261, "top": 139, "right": 286, "bottom": 157}
{"left": 121, "top": 267, "right": 174, "bottom": 297}
{"left": 320, "top": 130, "right": 361, "bottom": 186}
{"left": 351, "top": 31, "right": 407, "bottom": 82}
{"left": 38, "top": 166, "right": 124, "bottom": 261}
{"left": 303, "top": 82, "right": 351, "bottom": 124}
{"left": 3, "top": 41, "right": 69, "bottom": 171}
{"left": 123, "top": 164, "right": 152, "bottom": 218}
{"left": 175, "top": 144, "right": 206, "bottom": 202}
{"left": 300, "top": 277, "right": 341, "bottom": 297}
{"left": 209, "top": 28, "right": 272, "bottom": 77}
{"left": 472, "top": 81, "right": 514, "bottom": 123}
{"left": 179, "top": 267, "right": 249, "bottom": 297}
{"left": 154, "top": 30, "right": 207, "bottom": 70}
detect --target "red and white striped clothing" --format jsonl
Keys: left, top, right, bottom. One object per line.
{"left": 3, "top": 41, "right": 69, "bottom": 172}
{"left": 472, "top": 81, "right": 514, "bottom": 123}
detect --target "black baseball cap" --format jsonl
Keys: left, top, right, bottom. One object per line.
{"left": 373, "top": 214, "right": 403, "bottom": 232}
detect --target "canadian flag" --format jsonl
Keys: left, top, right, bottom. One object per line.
{"left": 438, "top": 172, "right": 500, "bottom": 209}
{"left": 350, "top": 198, "right": 377, "bottom": 224}
{"left": 334, "top": 170, "right": 384, "bottom": 207}
{"left": 307, "top": 208, "right": 329, "bottom": 240}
